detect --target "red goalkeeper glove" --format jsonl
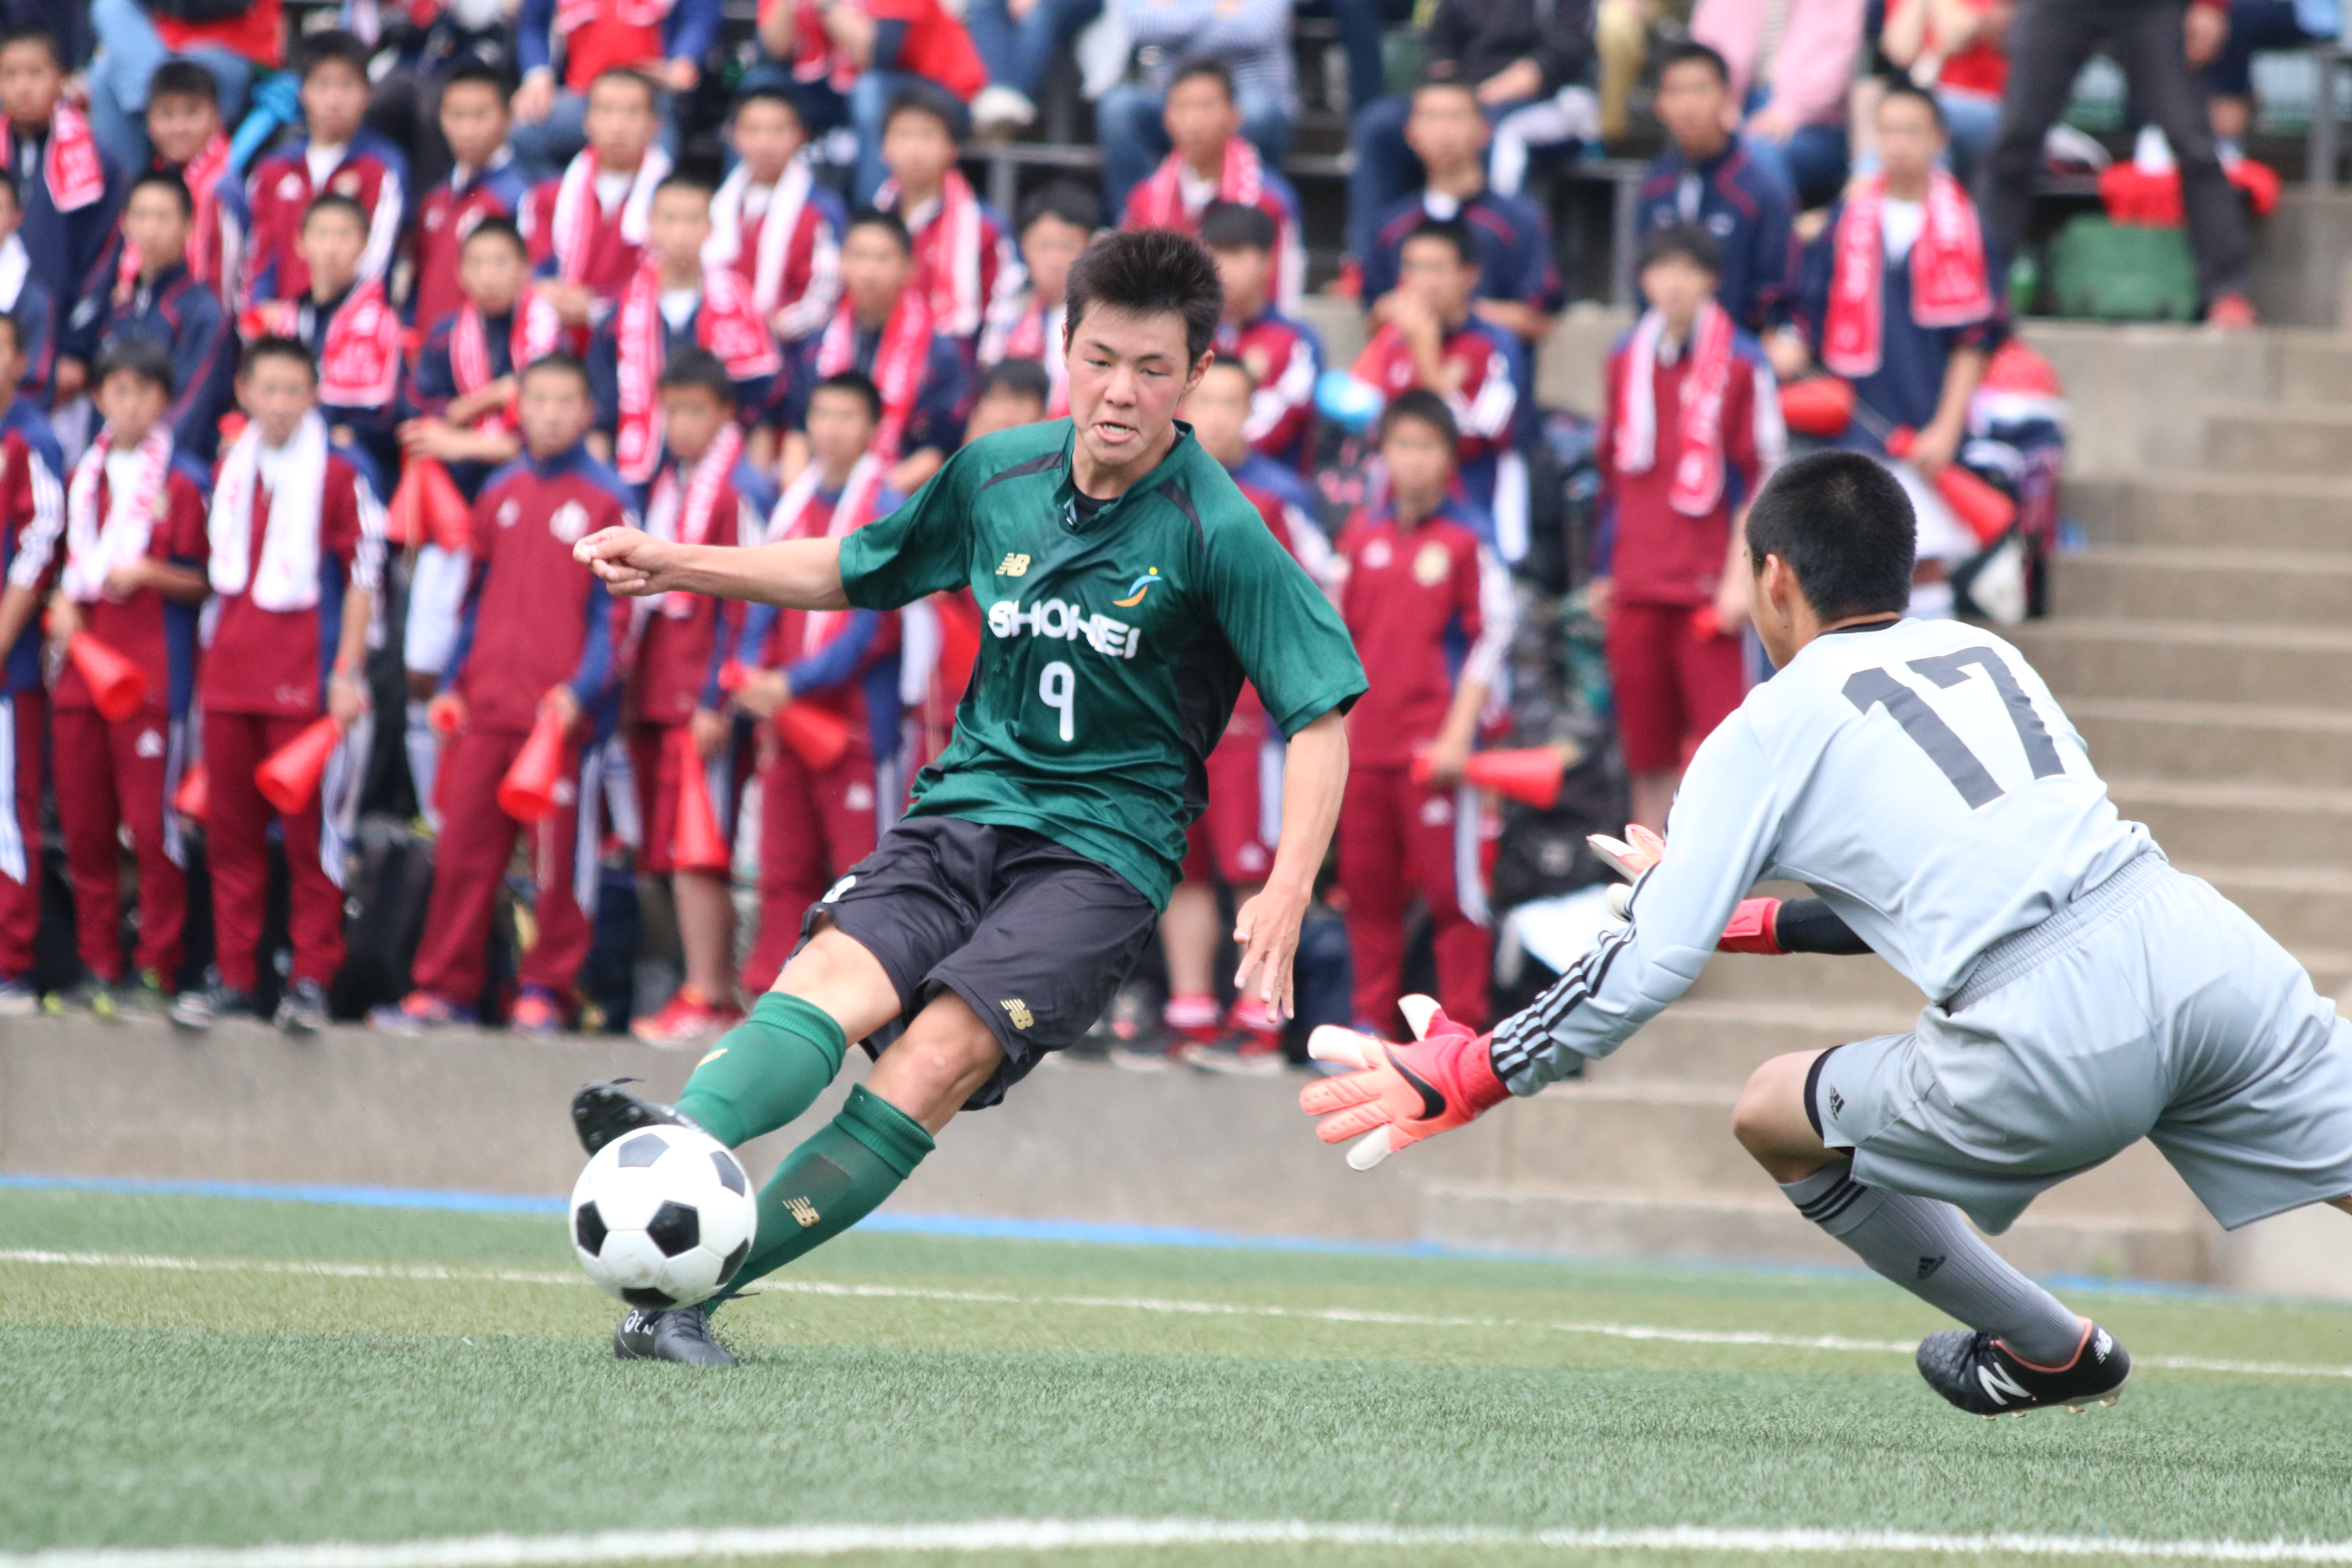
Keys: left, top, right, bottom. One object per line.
{"left": 1299, "top": 996, "right": 1511, "bottom": 1169}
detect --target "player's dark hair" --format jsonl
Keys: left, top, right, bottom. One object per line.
{"left": 148, "top": 59, "right": 220, "bottom": 106}
{"left": 588, "top": 66, "right": 659, "bottom": 110}
{"left": 1638, "top": 221, "right": 1722, "bottom": 278}
{"left": 440, "top": 61, "right": 511, "bottom": 104}
{"left": 730, "top": 83, "right": 802, "bottom": 127}
{"left": 811, "top": 370, "right": 884, "bottom": 425}
{"left": 461, "top": 215, "right": 527, "bottom": 256}
{"left": 1169, "top": 56, "right": 1235, "bottom": 101}
{"left": 657, "top": 346, "right": 737, "bottom": 403}
{"left": 94, "top": 334, "right": 177, "bottom": 397}
{"left": 654, "top": 169, "right": 717, "bottom": 201}
{"left": 1380, "top": 388, "right": 1459, "bottom": 452}
{"left": 1657, "top": 40, "right": 1733, "bottom": 87}
{"left": 520, "top": 351, "right": 593, "bottom": 394}
{"left": 1198, "top": 200, "right": 1276, "bottom": 254}
{"left": 129, "top": 171, "right": 195, "bottom": 219}
{"left": 883, "top": 80, "right": 967, "bottom": 143}
{"left": 297, "top": 29, "right": 372, "bottom": 83}
{"left": 0, "top": 25, "right": 59, "bottom": 67}
{"left": 975, "top": 358, "right": 1051, "bottom": 409}
{"left": 846, "top": 207, "right": 914, "bottom": 256}
{"left": 303, "top": 191, "right": 370, "bottom": 231}
{"left": 1411, "top": 72, "right": 1481, "bottom": 105}
{"left": 1744, "top": 450, "right": 1917, "bottom": 620}
{"left": 240, "top": 334, "right": 319, "bottom": 383}
{"left": 1017, "top": 180, "right": 1096, "bottom": 238}
{"left": 1877, "top": 78, "right": 1947, "bottom": 131}
{"left": 1403, "top": 217, "right": 1479, "bottom": 270}
{"left": 1064, "top": 229, "right": 1224, "bottom": 365}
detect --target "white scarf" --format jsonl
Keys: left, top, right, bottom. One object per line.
{"left": 643, "top": 422, "right": 745, "bottom": 621}
{"left": 769, "top": 454, "right": 885, "bottom": 655}
{"left": 0, "top": 234, "right": 25, "bottom": 312}
{"left": 705, "top": 157, "right": 813, "bottom": 318}
{"left": 209, "top": 412, "right": 329, "bottom": 613}
{"left": 63, "top": 427, "right": 173, "bottom": 603}
{"left": 550, "top": 144, "right": 672, "bottom": 283}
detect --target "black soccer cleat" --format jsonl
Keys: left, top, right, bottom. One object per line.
{"left": 1917, "top": 1320, "right": 2130, "bottom": 1417}
{"left": 612, "top": 1303, "right": 737, "bottom": 1367}
{"left": 572, "top": 1078, "right": 705, "bottom": 1155}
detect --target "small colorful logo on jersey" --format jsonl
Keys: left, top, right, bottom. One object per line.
{"left": 1000, "top": 998, "right": 1035, "bottom": 1031}
{"left": 1112, "top": 567, "right": 1161, "bottom": 608}
{"left": 996, "top": 553, "right": 1031, "bottom": 577}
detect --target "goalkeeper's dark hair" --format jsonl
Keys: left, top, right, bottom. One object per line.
{"left": 1064, "top": 228, "right": 1223, "bottom": 364}
{"left": 1744, "top": 450, "right": 1916, "bottom": 620}
{"left": 657, "top": 346, "right": 736, "bottom": 403}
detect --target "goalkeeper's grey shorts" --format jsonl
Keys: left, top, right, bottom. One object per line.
{"left": 1811, "top": 851, "right": 2352, "bottom": 1235}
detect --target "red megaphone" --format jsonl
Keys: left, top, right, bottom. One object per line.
{"left": 254, "top": 715, "right": 344, "bottom": 814}
{"left": 67, "top": 632, "right": 148, "bottom": 721}
{"left": 669, "top": 726, "right": 731, "bottom": 873}
{"left": 1779, "top": 375, "right": 1856, "bottom": 438}
{"left": 1410, "top": 745, "right": 1567, "bottom": 809}
{"left": 173, "top": 761, "right": 208, "bottom": 823}
{"left": 497, "top": 705, "right": 571, "bottom": 823}
{"left": 1886, "top": 428, "right": 2017, "bottom": 546}
{"left": 775, "top": 702, "right": 850, "bottom": 772}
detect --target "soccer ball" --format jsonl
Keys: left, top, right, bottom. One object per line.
{"left": 569, "top": 1125, "right": 758, "bottom": 1310}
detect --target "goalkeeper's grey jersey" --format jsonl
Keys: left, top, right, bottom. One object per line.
{"left": 1492, "top": 615, "right": 2154, "bottom": 1092}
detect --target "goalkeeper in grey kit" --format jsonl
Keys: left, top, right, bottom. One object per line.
{"left": 1304, "top": 450, "right": 2352, "bottom": 1417}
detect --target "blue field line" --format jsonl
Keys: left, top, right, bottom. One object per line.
{"left": 0, "top": 1170, "right": 2236, "bottom": 1300}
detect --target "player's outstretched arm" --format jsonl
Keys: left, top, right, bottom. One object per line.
{"left": 1591, "top": 826, "right": 1870, "bottom": 956}
{"left": 573, "top": 528, "right": 852, "bottom": 610}
{"left": 1298, "top": 996, "right": 1510, "bottom": 1169}
{"left": 1234, "top": 708, "right": 1347, "bottom": 1021}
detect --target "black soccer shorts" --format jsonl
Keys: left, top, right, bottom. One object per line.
{"left": 795, "top": 815, "right": 1158, "bottom": 1108}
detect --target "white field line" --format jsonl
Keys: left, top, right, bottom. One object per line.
{"left": 1, "top": 1249, "right": 2344, "bottom": 1382}
{"left": 12, "top": 1520, "right": 2352, "bottom": 1567}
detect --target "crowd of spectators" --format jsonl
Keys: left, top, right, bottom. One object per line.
{"left": 0, "top": 0, "right": 2308, "bottom": 1062}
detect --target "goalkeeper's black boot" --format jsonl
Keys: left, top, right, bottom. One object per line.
{"left": 613, "top": 1304, "right": 736, "bottom": 1367}
{"left": 572, "top": 1078, "right": 706, "bottom": 1155}
{"left": 1917, "top": 1320, "right": 2129, "bottom": 1417}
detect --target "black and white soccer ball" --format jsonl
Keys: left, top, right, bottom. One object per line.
{"left": 570, "top": 1125, "right": 758, "bottom": 1310}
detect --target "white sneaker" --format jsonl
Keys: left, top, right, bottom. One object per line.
{"left": 971, "top": 85, "right": 1036, "bottom": 136}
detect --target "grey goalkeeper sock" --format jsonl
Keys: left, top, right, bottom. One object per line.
{"left": 1779, "top": 1163, "right": 2086, "bottom": 1366}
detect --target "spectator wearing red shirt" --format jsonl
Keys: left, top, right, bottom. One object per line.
{"left": 171, "top": 339, "right": 384, "bottom": 1037}
{"left": 704, "top": 88, "right": 846, "bottom": 365}
{"left": 1201, "top": 201, "right": 1322, "bottom": 475}
{"left": 873, "top": 84, "right": 1025, "bottom": 360}
{"left": 1117, "top": 60, "right": 1305, "bottom": 310}
{"left": 1869, "top": 0, "right": 2010, "bottom": 182}
{"left": 751, "top": 0, "right": 985, "bottom": 205}
{"left": 978, "top": 181, "right": 1093, "bottom": 418}
{"left": 85, "top": 0, "right": 278, "bottom": 173}
{"left": 0, "top": 314, "right": 63, "bottom": 1011}
{"left": 76, "top": 61, "right": 251, "bottom": 316}
{"left": 408, "top": 64, "right": 534, "bottom": 334}
{"left": 247, "top": 194, "right": 407, "bottom": 494}
{"left": 244, "top": 33, "right": 408, "bottom": 307}
{"left": 522, "top": 68, "right": 671, "bottom": 334}
{"left": 624, "top": 352, "right": 779, "bottom": 1047}
{"left": 1592, "top": 224, "right": 1782, "bottom": 834}
{"left": 46, "top": 338, "right": 211, "bottom": 1015}
{"left": 1, "top": 25, "right": 128, "bottom": 410}
{"left": 370, "top": 355, "right": 629, "bottom": 1036}
{"left": 510, "top": 0, "right": 721, "bottom": 181}
{"left": 1337, "top": 391, "right": 1511, "bottom": 1038}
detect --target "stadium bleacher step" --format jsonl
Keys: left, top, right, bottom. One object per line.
{"left": 2050, "top": 546, "right": 2352, "bottom": 625}
{"left": 2176, "top": 862, "right": 2352, "bottom": 959}
{"left": 2067, "top": 698, "right": 2352, "bottom": 788}
{"left": 1579, "top": 999, "right": 1918, "bottom": 1086}
{"left": 2068, "top": 471, "right": 2352, "bottom": 552}
{"left": 1684, "top": 952, "right": 1931, "bottom": 1011}
{"left": 2201, "top": 400, "right": 2352, "bottom": 476}
{"left": 2104, "top": 775, "right": 2352, "bottom": 864}
{"left": 2004, "top": 618, "right": 2352, "bottom": 708}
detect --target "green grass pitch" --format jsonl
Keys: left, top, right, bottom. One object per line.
{"left": 5, "top": 1187, "right": 2352, "bottom": 1568}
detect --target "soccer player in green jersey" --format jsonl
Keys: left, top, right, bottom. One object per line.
{"left": 568, "top": 230, "right": 1370, "bottom": 1365}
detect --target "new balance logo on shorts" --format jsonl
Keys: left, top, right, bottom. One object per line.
{"left": 1001, "top": 999, "right": 1034, "bottom": 1030}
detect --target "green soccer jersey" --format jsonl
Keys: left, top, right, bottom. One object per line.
{"left": 837, "top": 418, "right": 1367, "bottom": 908}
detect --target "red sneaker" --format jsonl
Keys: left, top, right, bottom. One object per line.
{"left": 2208, "top": 293, "right": 2258, "bottom": 329}
{"left": 632, "top": 984, "right": 744, "bottom": 1048}
{"left": 508, "top": 987, "right": 569, "bottom": 1036}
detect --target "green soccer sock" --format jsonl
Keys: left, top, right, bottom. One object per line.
{"left": 711, "top": 1084, "right": 935, "bottom": 1305}
{"left": 673, "top": 993, "right": 849, "bottom": 1149}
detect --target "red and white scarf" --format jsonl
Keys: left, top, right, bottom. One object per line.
{"left": 816, "top": 290, "right": 933, "bottom": 465}
{"left": 1821, "top": 171, "right": 1993, "bottom": 380}
{"left": 1128, "top": 136, "right": 1266, "bottom": 232}
{"left": 209, "top": 410, "right": 329, "bottom": 613}
{"left": 995, "top": 298, "right": 1068, "bottom": 416}
{"left": 612, "top": 259, "right": 781, "bottom": 483}
{"left": 0, "top": 102, "right": 107, "bottom": 214}
{"left": 706, "top": 156, "right": 814, "bottom": 318}
{"left": 115, "top": 134, "right": 238, "bottom": 302}
{"left": 1615, "top": 300, "right": 1737, "bottom": 519}
{"left": 880, "top": 171, "right": 984, "bottom": 342}
{"left": 554, "top": 0, "right": 674, "bottom": 32}
{"left": 643, "top": 421, "right": 745, "bottom": 621}
{"left": 63, "top": 426, "right": 174, "bottom": 603}
{"left": 788, "top": 0, "right": 860, "bottom": 93}
{"left": 549, "top": 144, "right": 671, "bottom": 284}
{"left": 450, "top": 289, "right": 566, "bottom": 433}
{"left": 258, "top": 279, "right": 403, "bottom": 409}
{"left": 769, "top": 452, "right": 885, "bottom": 653}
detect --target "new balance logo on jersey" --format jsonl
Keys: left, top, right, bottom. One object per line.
{"left": 996, "top": 553, "right": 1031, "bottom": 577}
{"left": 987, "top": 596, "right": 1142, "bottom": 659}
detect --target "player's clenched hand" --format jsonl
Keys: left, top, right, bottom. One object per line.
{"left": 573, "top": 526, "right": 679, "bottom": 597}
{"left": 1299, "top": 996, "right": 1510, "bottom": 1169}
{"left": 1233, "top": 880, "right": 1311, "bottom": 1021}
